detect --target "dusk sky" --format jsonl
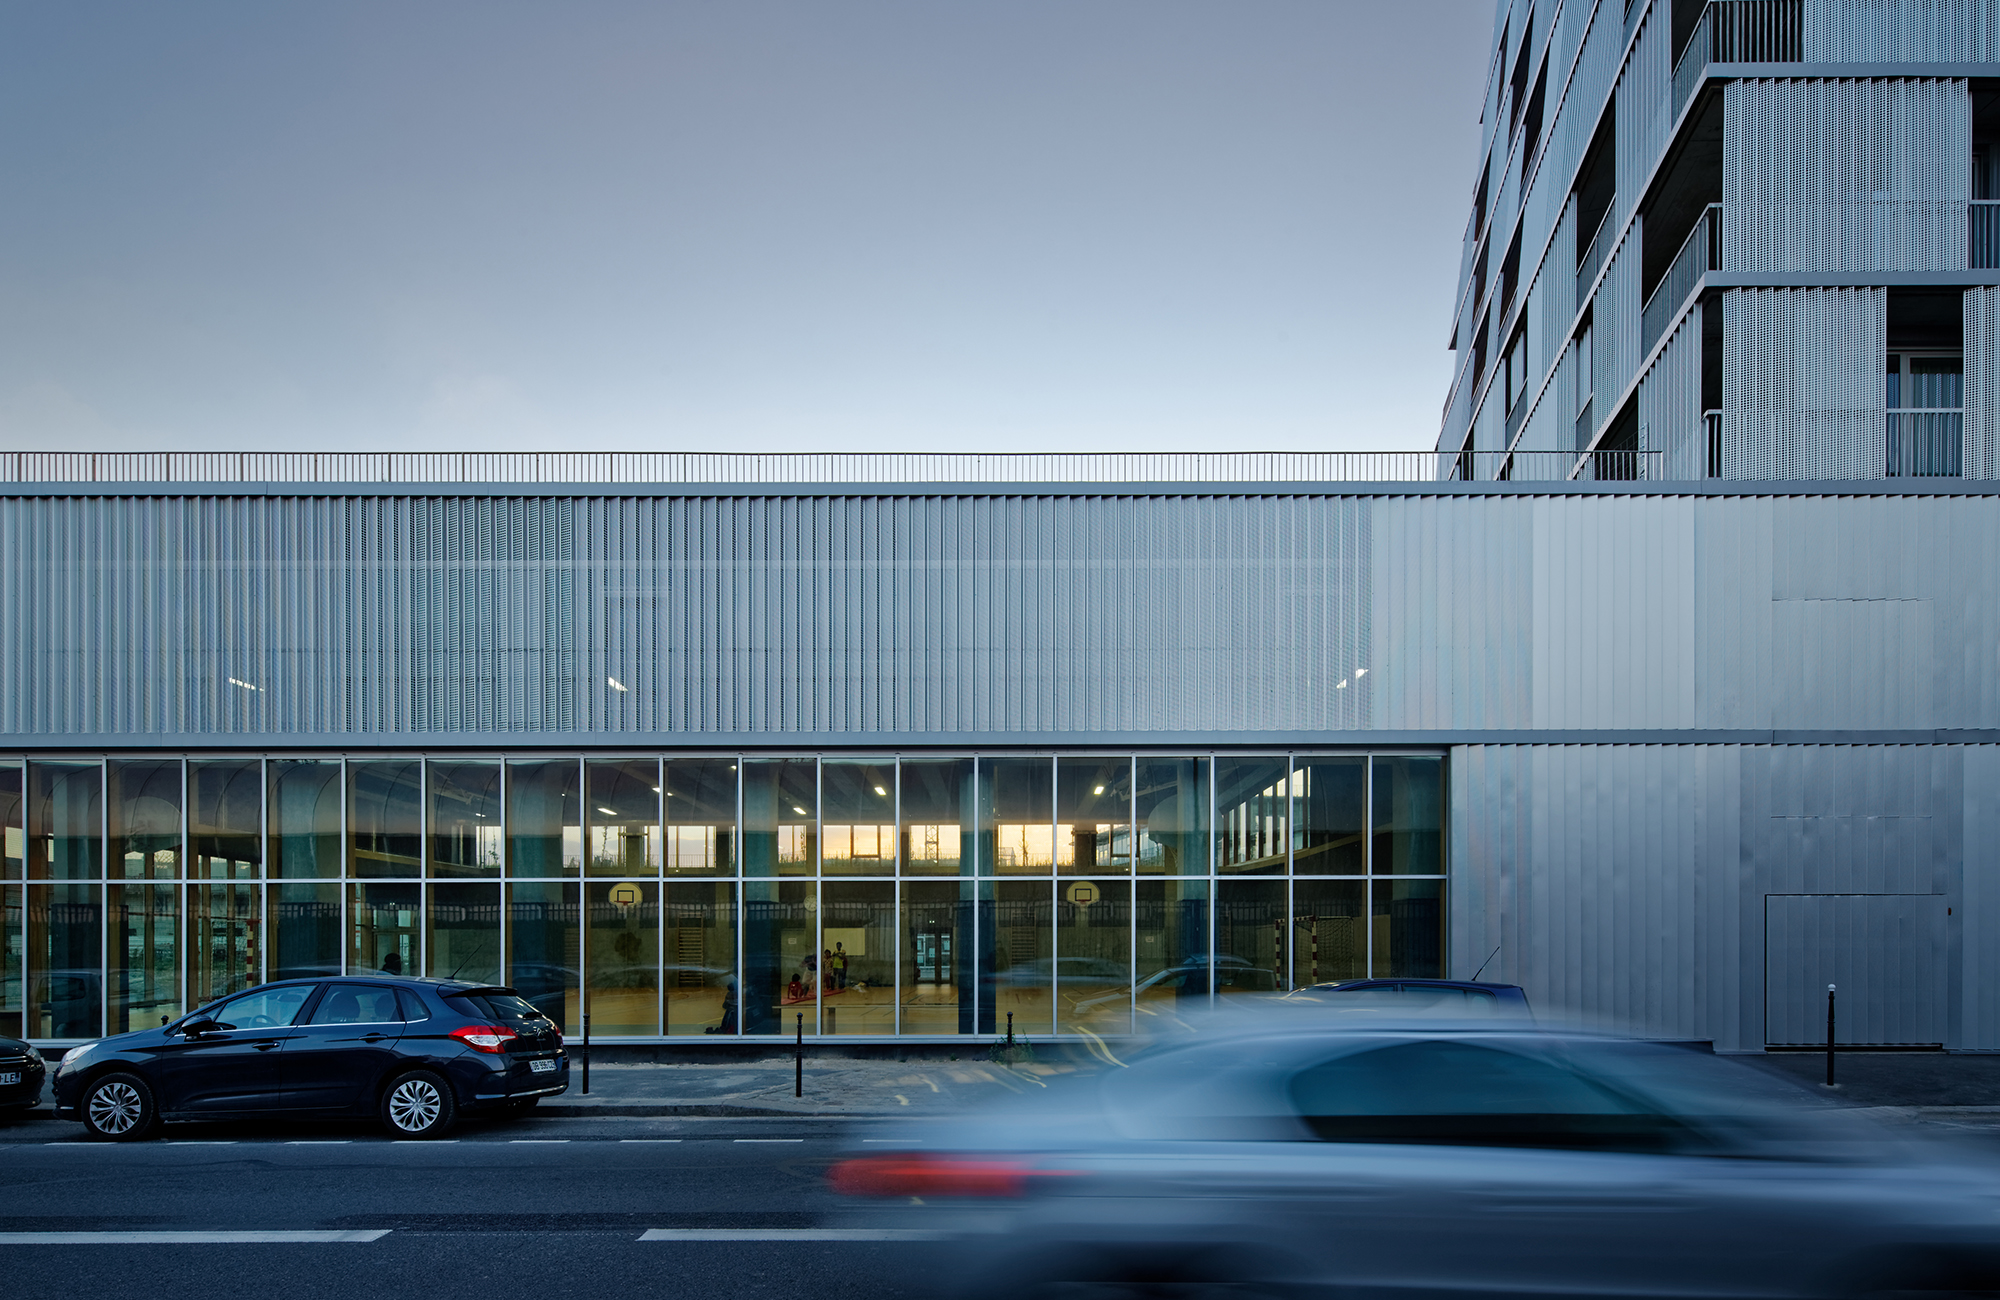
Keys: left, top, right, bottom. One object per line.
{"left": 0, "top": 2, "right": 1493, "bottom": 455}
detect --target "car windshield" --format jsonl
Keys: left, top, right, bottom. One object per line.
{"left": 444, "top": 989, "right": 547, "bottom": 1024}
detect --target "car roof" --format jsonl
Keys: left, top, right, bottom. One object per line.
{"left": 1320, "top": 978, "right": 1525, "bottom": 992}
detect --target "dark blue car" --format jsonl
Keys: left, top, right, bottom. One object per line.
{"left": 1290, "top": 978, "right": 1534, "bottom": 1016}
{"left": 51, "top": 976, "right": 568, "bottom": 1141}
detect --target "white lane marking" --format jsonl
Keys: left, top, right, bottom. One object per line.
{"left": 166, "top": 1141, "right": 237, "bottom": 1146}
{"left": 390, "top": 1140, "right": 458, "bottom": 1144}
{"left": 509, "top": 1139, "right": 570, "bottom": 1144}
{"left": 639, "top": 1228, "right": 945, "bottom": 1242}
{"left": 733, "top": 1138, "right": 804, "bottom": 1143}
{"left": 619, "top": 1138, "right": 684, "bottom": 1143}
{"left": 0, "top": 1230, "right": 390, "bottom": 1243}
{"left": 286, "top": 1141, "right": 351, "bottom": 1146}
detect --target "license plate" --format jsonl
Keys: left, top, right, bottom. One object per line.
{"left": 528, "top": 1058, "right": 556, "bottom": 1074}
{"left": 0, "top": 1072, "right": 19, "bottom": 1086}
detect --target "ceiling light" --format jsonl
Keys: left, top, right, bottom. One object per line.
{"left": 792, "top": 805, "right": 808, "bottom": 816}
{"left": 1093, "top": 785, "right": 1104, "bottom": 795}
{"left": 874, "top": 786, "right": 887, "bottom": 797}
{"left": 1354, "top": 668, "right": 1368, "bottom": 677}
{"left": 1337, "top": 680, "right": 1348, "bottom": 689}
{"left": 596, "top": 807, "right": 616, "bottom": 816}
{"left": 227, "top": 677, "right": 261, "bottom": 693}
{"left": 607, "top": 676, "right": 628, "bottom": 692}
{"left": 651, "top": 786, "right": 661, "bottom": 793}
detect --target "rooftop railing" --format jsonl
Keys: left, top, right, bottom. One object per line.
{"left": 0, "top": 450, "right": 1674, "bottom": 487}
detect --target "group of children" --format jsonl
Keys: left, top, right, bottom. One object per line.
{"left": 785, "top": 943, "right": 851, "bottom": 1003}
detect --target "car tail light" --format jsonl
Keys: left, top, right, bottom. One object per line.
{"left": 449, "top": 1024, "right": 519, "bottom": 1054}
{"left": 828, "top": 1154, "right": 1079, "bottom": 1198}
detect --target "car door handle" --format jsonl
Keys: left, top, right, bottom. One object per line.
{"left": 253, "top": 1041, "right": 281, "bottom": 1052}
{"left": 361, "top": 1034, "right": 391, "bottom": 1043}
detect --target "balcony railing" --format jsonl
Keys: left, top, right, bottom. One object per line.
{"left": 1886, "top": 411, "right": 1963, "bottom": 477}
{"left": 1640, "top": 204, "right": 1720, "bottom": 357}
{"left": 1672, "top": 0, "right": 1804, "bottom": 121}
{"left": 1576, "top": 208, "right": 1613, "bottom": 305}
{"left": 1574, "top": 396, "right": 1596, "bottom": 451}
{"left": 0, "top": 449, "right": 1674, "bottom": 487}
{"left": 1705, "top": 410, "right": 1723, "bottom": 478}
{"left": 1972, "top": 201, "right": 2000, "bottom": 269}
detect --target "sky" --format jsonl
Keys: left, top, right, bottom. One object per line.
{"left": 0, "top": 2, "right": 1493, "bottom": 455}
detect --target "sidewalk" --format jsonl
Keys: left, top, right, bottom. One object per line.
{"left": 541, "top": 1053, "right": 1101, "bottom": 1118}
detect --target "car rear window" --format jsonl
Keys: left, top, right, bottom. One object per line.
{"left": 445, "top": 990, "right": 545, "bottom": 1024}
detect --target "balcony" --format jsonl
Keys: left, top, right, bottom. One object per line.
{"left": 1672, "top": 0, "right": 1804, "bottom": 122}
{"left": 1972, "top": 201, "right": 2000, "bottom": 269}
{"left": 1640, "top": 204, "right": 1720, "bottom": 357}
{"left": 1886, "top": 411, "right": 1962, "bottom": 477}
{"left": 1576, "top": 209, "right": 1613, "bottom": 305}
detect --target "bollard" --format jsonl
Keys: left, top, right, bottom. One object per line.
{"left": 795, "top": 1012, "right": 804, "bottom": 1097}
{"left": 1006, "top": 1011, "right": 1014, "bottom": 1048}
{"left": 582, "top": 1010, "right": 591, "bottom": 1096}
{"left": 828, "top": 1005, "right": 836, "bottom": 1036}
{"left": 1825, "top": 984, "right": 1837, "bottom": 1087}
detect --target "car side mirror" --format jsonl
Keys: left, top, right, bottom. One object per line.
{"left": 181, "top": 1017, "right": 218, "bottom": 1037}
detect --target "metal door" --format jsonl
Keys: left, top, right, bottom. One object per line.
{"left": 1764, "top": 894, "right": 1947, "bottom": 1046}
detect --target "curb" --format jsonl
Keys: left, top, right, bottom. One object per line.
{"left": 534, "top": 1103, "right": 869, "bottom": 1118}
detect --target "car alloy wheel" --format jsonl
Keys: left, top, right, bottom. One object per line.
{"left": 82, "top": 1072, "right": 157, "bottom": 1141}
{"left": 381, "top": 1070, "right": 456, "bottom": 1138}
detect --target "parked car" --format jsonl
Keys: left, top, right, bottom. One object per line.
{"left": 1287, "top": 978, "right": 1533, "bottom": 1016}
{"left": 51, "top": 976, "right": 567, "bottom": 1141}
{"left": 832, "top": 1019, "right": 2000, "bottom": 1300}
{"left": 0, "top": 1032, "right": 46, "bottom": 1110}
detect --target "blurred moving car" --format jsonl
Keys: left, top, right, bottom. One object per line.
{"left": 0, "top": 1031, "right": 46, "bottom": 1110}
{"left": 1288, "top": 978, "right": 1533, "bottom": 1016}
{"left": 833, "top": 1021, "right": 2000, "bottom": 1299}
{"left": 52, "top": 976, "right": 567, "bottom": 1140}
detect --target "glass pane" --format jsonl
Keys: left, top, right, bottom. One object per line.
{"left": 743, "top": 880, "right": 815, "bottom": 1033}
{"left": 1373, "top": 879, "right": 1444, "bottom": 979}
{"left": 31, "top": 761, "right": 102, "bottom": 881}
{"left": 982, "top": 880, "right": 1053, "bottom": 1036}
{"left": 900, "top": 759, "right": 971, "bottom": 876}
{"left": 821, "top": 881, "right": 893, "bottom": 1035}
{"left": 190, "top": 761, "right": 262, "bottom": 880}
{"left": 664, "top": 882, "right": 737, "bottom": 1035}
{"left": 1136, "top": 758, "right": 1207, "bottom": 876}
{"left": 1294, "top": 758, "right": 1365, "bottom": 875}
{"left": 742, "top": 759, "right": 815, "bottom": 878}
{"left": 1910, "top": 355, "right": 1964, "bottom": 408}
{"left": 1372, "top": 757, "right": 1444, "bottom": 875}
{"left": 270, "top": 882, "right": 341, "bottom": 980}
{"left": 1057, "top": 759, "right": 1132, "bottom": 876}
{"left": 110, "top": 761, "right": 181, "bottom": 880}
{"left": 587, "top": 760, "right": 661, "bottom": 878}
{"left": 1215, "top": 879, "right": 1285, "bottom": 1000}
{"left": 900, "top": 880, "right": 970, "bottom": 1034}
{"left": 429, "top": 762, "right": 502, "bottom": 878}
{"left": 110, "top": 883, "right": 179, "bottom": 1033}
{"left": 270, "top": 761, "right": 342, "bottom": 880}
{"left": 29, "top": 883, "right": 101, "bottom": 1037}
{"left": 1215, "top": 758, "right": 1289, "bottom": 875}
{"left": 586, "top": 881, "right": 659, "bottom": 1034}
{"left": 0, "top": 764, "right": 21, "bottom": 881}
{"left": 350, "top": 761, "right": 421, "bottom": 879}
{"left": 508, "top": 882, "right": 580, "bottom": 1031}
{"left": 1056, "top": 879, "right": 1130, "bottom": 1036}
{"left": 508, "top": 760, "right": 581, "bottom": 878}
{"left": 189, "top": 882, "right": 260, "bottom": 1005}
{"left": 427, "top": 883, "right": 501, "bottom": 986}
{"left": 1136, "top": 879, "right": 1209, "bottom": 1018}
{"left": 981, "top": 758, "right": 1052, "bottom": 876}
{"left": 664, "top": 760, "right": 735, "bottom": 876}
{"left": 1292, "top": 879, "right": 1366, "bottom": 987}
{"left": 350, "top": 882, "right": 419, "bottom": 977}
{"left": 821, "top": 762, "right": 896, "bottom": 876}
{"left": 1, "top": 884, "right": 20, "bottom": 1038}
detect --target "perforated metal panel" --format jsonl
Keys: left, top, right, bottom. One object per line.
{"left": 1615, "top": 3, "right": 1671, "bottom": 237}
{"left": 1592, "top": 221, "right": 1644, "bottom": 436}
{"left": 1965, "top": 286, "right": 2000, "bottom": 478}
{"left": 1722, "top": 78, "right": 1970, "bottom": 274}
{"left": 1804, "top": 0, "right": 2000, "bottom": 61}
{"left": 1639, "top": 307, "right": 1707, "bottom": 477}
{"left": 1721, "top": 286, "right": 1887, "bottom": 478}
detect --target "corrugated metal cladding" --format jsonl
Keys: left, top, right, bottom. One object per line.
{"left": 1804, "top": 0, "right": 2000, "bottom": 61}
{"left": 1615, "top": 5, "right": 1671, "bottom": 237}
{"left": 1639, "top": 309, "right": 1705, "bottom": 477}
{"left": 1453, "top": 743, "right": 1975, "bottom": 1050}
{"left": 1967, "top": 286, "right": 2000, "bottom": 479}
{"left": 1593, "top": 224, "right": 1643, "bottom": 437}
{"left": 1722, "top": 79, "right": 1970, "bottom": 274}
{"left": 0, "top": 493, "right": 1375, "bottom": 739}
{"left": 1721, "top": 285, "right": 1887, "bottom": 478}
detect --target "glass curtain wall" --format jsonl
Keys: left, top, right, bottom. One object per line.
{"left": 0, "top": 752, "right": 1445, "bottom": 1042}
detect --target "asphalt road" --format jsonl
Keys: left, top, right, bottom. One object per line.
{"left": 0, "top": 1110, "right": 946, "bottom": 1300}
